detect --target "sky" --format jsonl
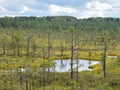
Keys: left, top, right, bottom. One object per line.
{"left": 0, "top": 0, "right": 120, "bottom": 18}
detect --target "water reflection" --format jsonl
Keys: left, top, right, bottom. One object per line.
{"left": 50, "top": 59, "right": 100, "bottom": 72}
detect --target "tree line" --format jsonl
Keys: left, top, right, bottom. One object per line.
{"left": 0, "top": 16, "right": 120, "bottom": 31}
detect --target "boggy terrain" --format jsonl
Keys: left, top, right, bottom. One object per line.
{"left": 0, "top": 16, "right": 120, "bottom": 90}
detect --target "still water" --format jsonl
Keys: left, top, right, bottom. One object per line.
{"left": 49, "top": 59, "right": 100, "bottom": 72}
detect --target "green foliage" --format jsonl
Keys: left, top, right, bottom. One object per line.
{"left": 0, "top": 16, "right": 120, "bottom": 32}
{"left": 0, "top": 16, "right": 120, "bottom": 90}
{"left": 40, "top": 61, "right": 56, "bottom": 68}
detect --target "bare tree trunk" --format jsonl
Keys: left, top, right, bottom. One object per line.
{"left": 25, "top": 75, "right": 29, "bottom": 90}
{"left": 47, "top": 32, "right": 51, "bottom": 83}
{"left": 19, "top": 69, "right": 23, "bottom": 90}
{"left": 10, "top": 70, "right": 14, "bottom": 90}
{"left": 71, "top": 32, "right": 74, "bottom": 79}
{"left": 26, "top": 33, "right": 34, "bottom": 56}
{"left": 76, "top": 58, "right": 79, "bottom": 84}
{"left": 32, "top": 76, "right": 35, "bottom": 90}
{"left": 71, "top": 45, "right": 74, "bottom": 79}
{"left": 2, "top": 40, "right": 6, "bottom": 55}
{"left": 60, "top": 47, "right": 64, "bottom": 65}
{"left": 26, "top": 39, "right": 30, "bottom": 56}
{"left": 103, "top": 42, "right": 107, "bottom": 78}
{"left": 7, "top": 60, "right": 14, "bottom": 90}
{"left": 17, "top": 41, "right": 20, "bottom": 56}
{"left": 42, "top": 47, "right": 46, "bottom": 87}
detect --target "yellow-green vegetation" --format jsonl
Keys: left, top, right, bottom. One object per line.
{"left": 0, "top": 16, "right": 120, "bottom": 89}
{"left": 0, "top": 51, "right": 120, "bottom": 90}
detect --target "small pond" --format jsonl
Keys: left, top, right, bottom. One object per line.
{"left": 49, "top": 59, "right": 100, "bottom": 72}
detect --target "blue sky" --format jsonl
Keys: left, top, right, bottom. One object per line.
{"left": 0, "top": 0, "right": 120, "bottom": 18}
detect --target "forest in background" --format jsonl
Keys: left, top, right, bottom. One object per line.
{"left": 0, "top": 16, "right": 120, "bottom": 90}
{"left": 0, "top": 16, "right": 120, "bottom": 30}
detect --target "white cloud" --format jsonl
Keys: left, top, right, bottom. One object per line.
{"left": 0, "top": 6, "right": 13, "bottom": 17}
{"left": 77, "top": 0, "right": 112, "bottom": 18}
{"left": 19, "top": 5, "right": 44, "bottom": 14}
{"left": 0, "top": 6, "right": 7, "bottom": 12}
{"left": 86, "top": 1, "right": 112, "bottom": 10}
{"left": 19, "top": 5, "right": 30, "bottom": 14}
{"left": 48, "top": 4, "right": 77, "bottom": 14}
{"left": 99, "top": 0, "right": 120, "bottom": 6}
{"left": 0, "top": 0, "right": 44, "bottom": 16}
